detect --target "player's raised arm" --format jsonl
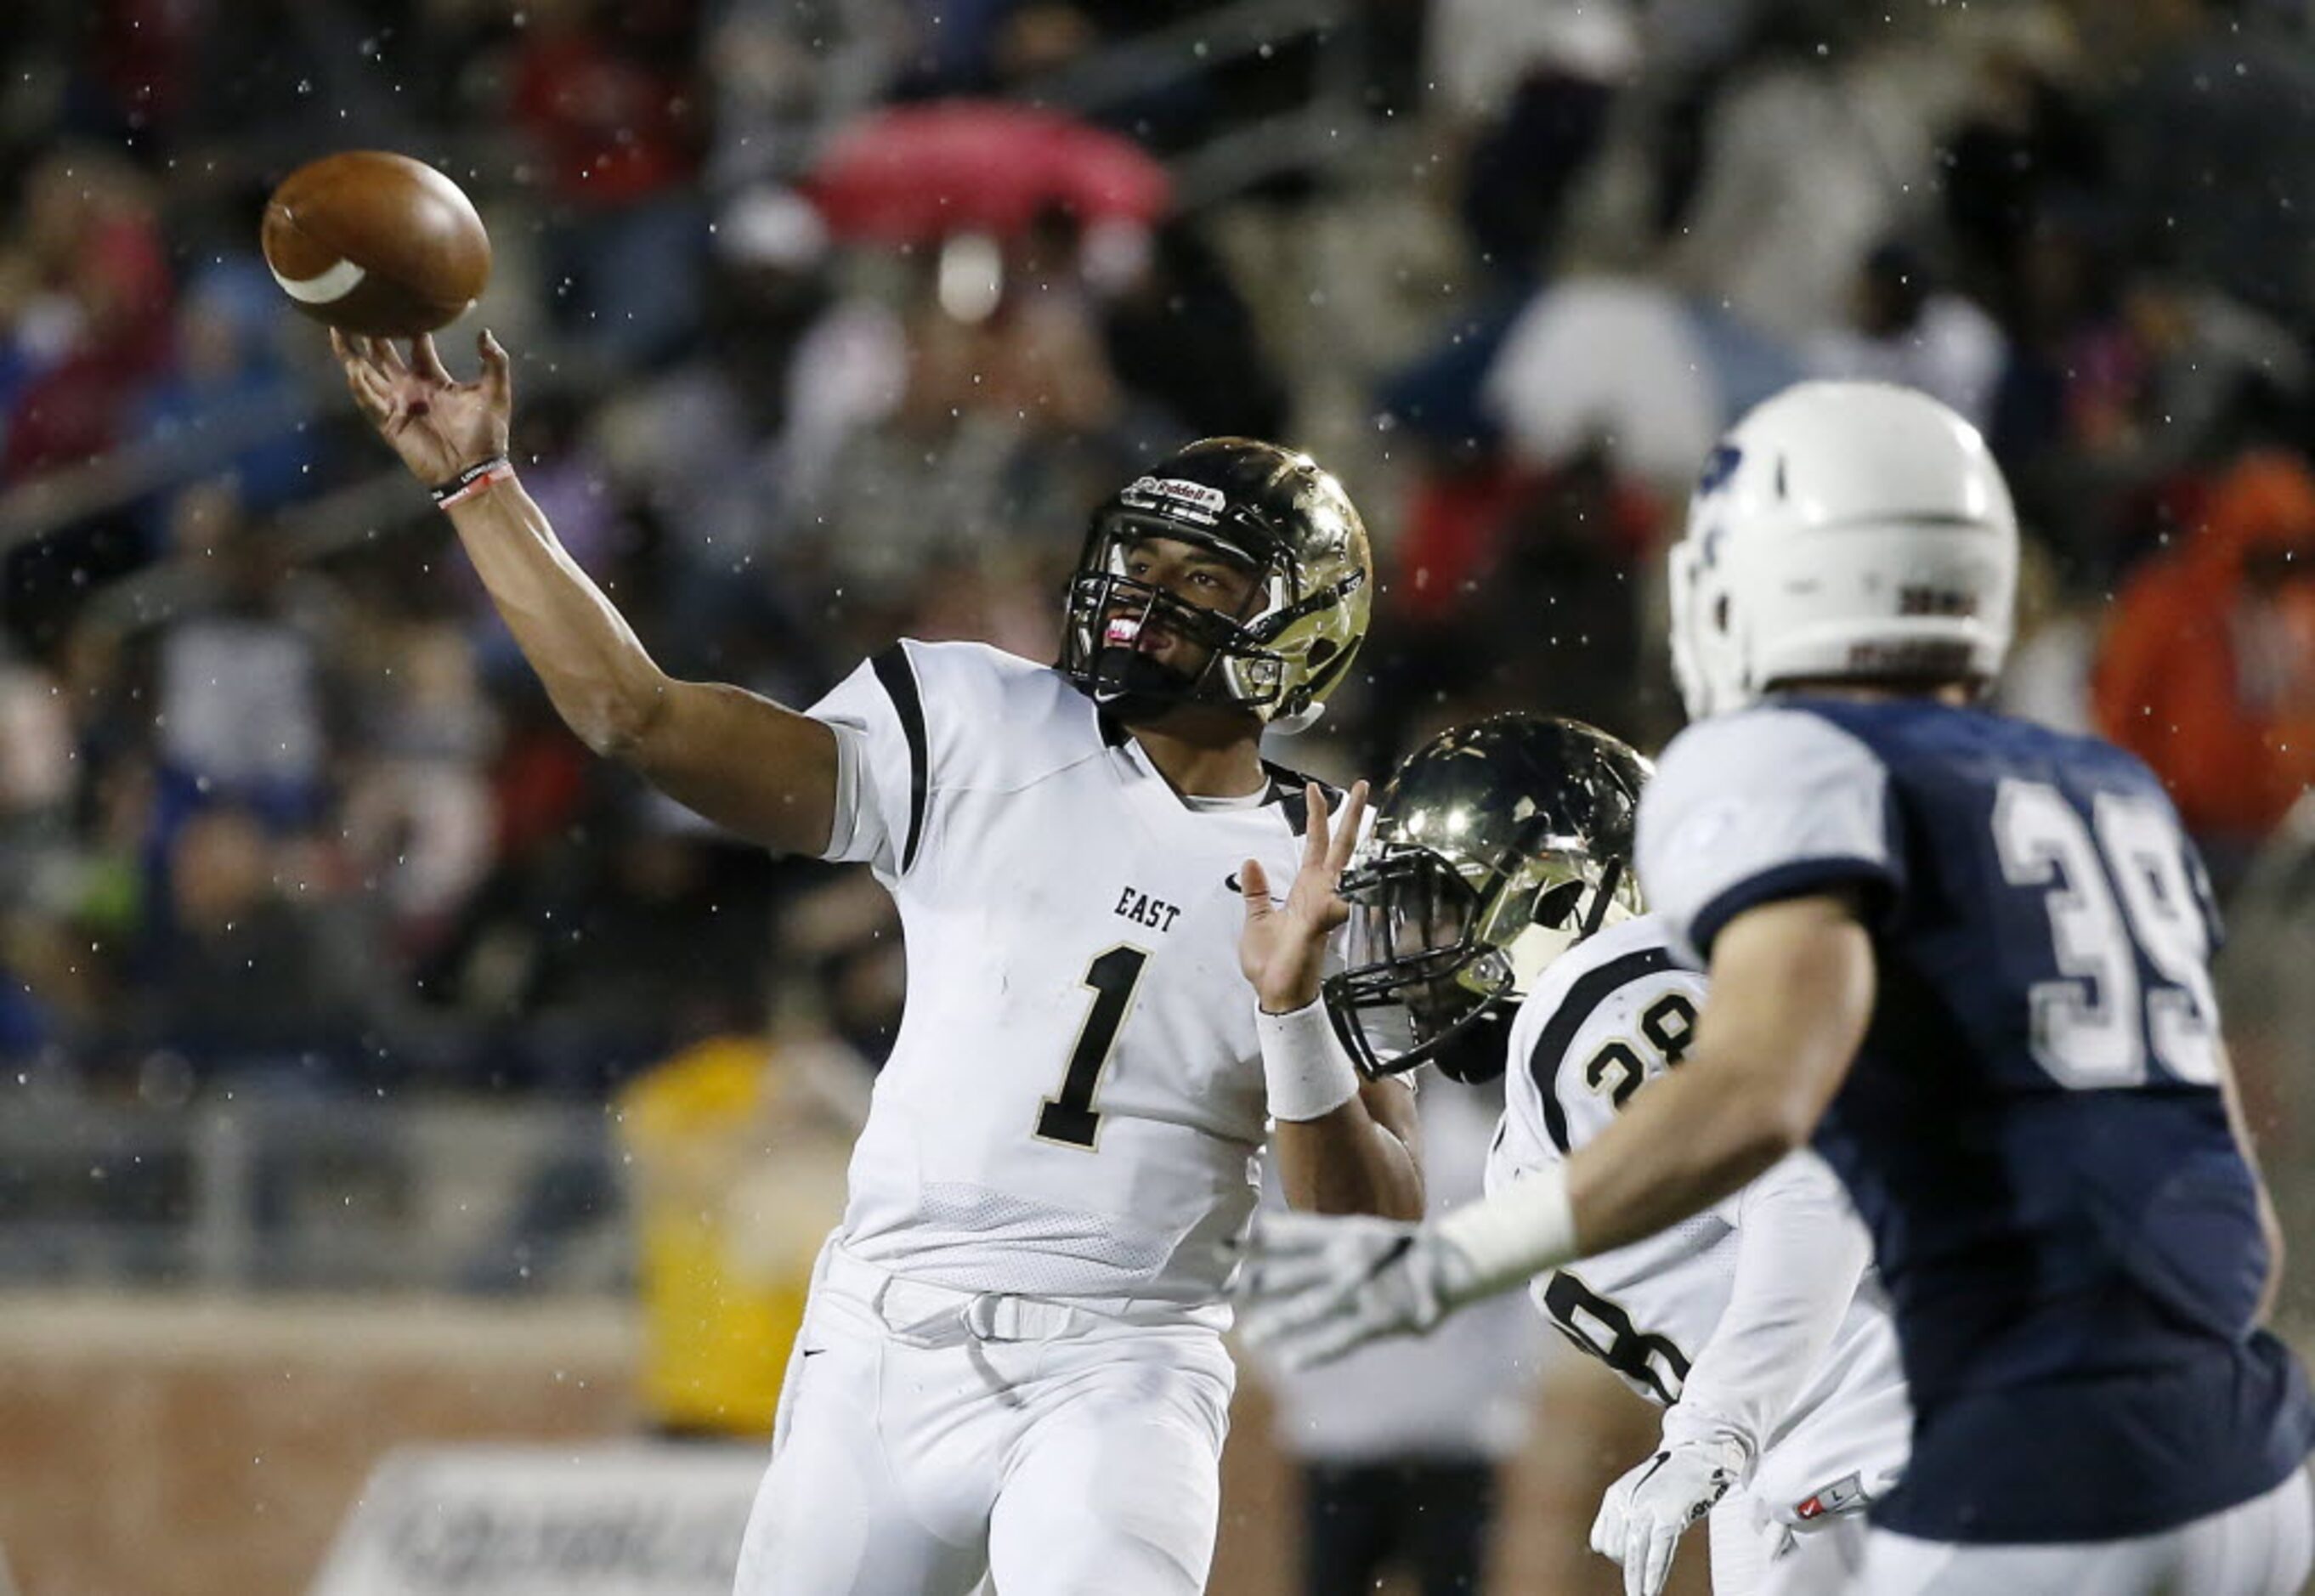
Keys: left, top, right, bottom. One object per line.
{"left": 333, "top": 331, "right": 840, "bottom": 854}
{"left": 1239, "top": 780, "right": 1424, "bottom": 1221}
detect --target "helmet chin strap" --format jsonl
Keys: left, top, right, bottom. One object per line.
{"left": 1265, "top": 701, "right": 1326, "bottom": 735}
{"left": 1089, "top": 646, "right": 1203, "bottom": 726}
{"left": 1578, "top": 859, "right": 1625, "bottom": 939}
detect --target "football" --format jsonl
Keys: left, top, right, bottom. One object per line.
{"left": 260, "top": 150, "right": 491, "bottom": 337}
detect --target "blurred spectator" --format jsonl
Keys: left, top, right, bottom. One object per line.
{"left": 63, "top": 0, "right": 212, "bottom": 152}
{"left": 1661, "top": 14, "right": 1959, "bottom": 344}
{"left": 2, "top": 147, "right": 174, "bottom": 483}
{"left": 2110, "top": 0, "right": 2315, "bottom": 337}
{"left": 1936, "top": 18, "right": 2106, "bottom": 321}
{"left": 416, "top": 807, "right": 780, "bottom": 1094}
{"left": 131, "top": 260, "right": 320, "bottom": 521}
{"left": 1802, "top": 239, "right": 2007, "bottom": 430}
{"left": 2119, "top": 277, "right": 2314, "bottom": 495}
{"left": 1984, "top": 201, "right": 2151, "bottom": 571}
{"left": 1428, "top": 0, "right": 1639, "bottom": 283}
{"left": 2092, "top": 450, "right": 2315, "bottom": 882}
{"left": 791, "top": 272, "right": 1141, "bottom": 638}
{"left": 704, "top": 1, "right": 904, "bottom": 190}
{"left": 591, "top": 184, "right": 902, "bottom": 673}
{"left": 1481, "top": 276, "right": 1724, "bottom": 492}
{"left": 617, "top": 869, "right": 891, "bottom": 1438}
{"left": 133, "top": 805, "right": 392, "bottom": 1083}
{"left": 1991, "top": 535, "right": 2098, "bottom": 738}
{"left": 510, "top": 0, "right": 710, "bottom": 365}
{"left": 1096, "top": 215, "right": 1289, "bottom": 442}
{"left": 1367, "top": 439, "right": 1664, "bottom": 768}
{"left": 150, "top": 484, "right": 340, "bottom": 833}
{"left": 338, "top": 619, "right": 500, "bottom": 961}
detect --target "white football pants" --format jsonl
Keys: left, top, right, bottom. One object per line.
{"left": 1763, "top": 1463, "right": 2313, "bottom": 1596}
{"left": 733, "top": 1241, "right": 1236, "bottom": 1596}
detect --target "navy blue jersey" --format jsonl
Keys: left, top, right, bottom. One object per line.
{"left": 1637, "top": 696, "right": 2314, "bottom": 1543}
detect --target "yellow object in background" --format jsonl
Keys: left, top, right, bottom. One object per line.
{"left": 617, "top": 1033, "right": 863, "bottom": 1437}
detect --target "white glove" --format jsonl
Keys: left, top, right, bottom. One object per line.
{"left": 1589, "top": 1436, "right": 1748, "bottom": 1596}
{"left": 1231, "top": 1211, "right": 1482, "bottom": 1369}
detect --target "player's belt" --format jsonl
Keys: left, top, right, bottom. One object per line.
{"left": 821, "top": 1242, "right": 1211, "bottom": 1347}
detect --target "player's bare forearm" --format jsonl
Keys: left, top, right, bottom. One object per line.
{"left": 444, "top": 482, "right": 840, "bottom": 853}
{"left": 1566, "top": 896, "right": 1873, "bottom": 1256}
{"left": 1273, "top": 1078, "right": 1424, "bottom": 1220}
{"left": 442, "top": 480, "right": 665, "bottom": 752}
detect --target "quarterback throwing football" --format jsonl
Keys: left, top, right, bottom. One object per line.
{"left": 331, "top": 330, "right": 1422, "bottom": 1596}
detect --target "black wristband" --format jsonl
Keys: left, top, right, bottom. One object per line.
{"left": 430, "top": 455, "right": 513, "bottom": 508}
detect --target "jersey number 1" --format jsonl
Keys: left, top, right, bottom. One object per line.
{"left": 1037, "top": 945, "right": 1151, "bottom": 1149}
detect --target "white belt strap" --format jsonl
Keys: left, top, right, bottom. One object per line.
{"left": 821, "top": 1243, "right": 1167, "bottom": 1346}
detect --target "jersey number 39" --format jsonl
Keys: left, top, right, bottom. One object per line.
{"left": 1993, "top": 780, "right": 2220, "bottom": 1089}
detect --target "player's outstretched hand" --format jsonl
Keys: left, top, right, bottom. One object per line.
{"left": 1231, "top": 1207, "right": 1475, "bottom": 1368}
{"left": 331, "top": 329, "right": 512, "bottom": 487}
{"left": 1237, "top": 778, "right": 1369, "bottom": 1014}
{"left": 1588, "top": 1438, "right": 1746, "bottom": 1596}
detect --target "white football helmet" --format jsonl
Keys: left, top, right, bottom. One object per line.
{"left": 1667, "top": 381, "right": 2018, "bottom": 721}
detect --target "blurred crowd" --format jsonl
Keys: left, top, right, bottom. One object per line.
{"left": 0, "top": 0, "right": 2312, "bottom": 1119}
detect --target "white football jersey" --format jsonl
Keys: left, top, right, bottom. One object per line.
{"left": 1487, "top": 912, "right": 1910, "bottom": 1518}
{"left": 808, "top": 640, "right": 1329, "bottom": 1321}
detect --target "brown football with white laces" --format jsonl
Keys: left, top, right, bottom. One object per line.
{"left": 260, "top": 150, "right": 490, "bottom": 337}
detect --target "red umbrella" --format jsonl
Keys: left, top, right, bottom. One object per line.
{"left": 804, "top": 100, "right": 1172, "bottom": 246}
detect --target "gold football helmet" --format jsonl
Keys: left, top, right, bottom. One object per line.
{"left": 1060, "top": 438, "right": 1373, "bottom": 727}
{"left": 1327, "top": 715, "right": 1652, "bottom": 1083}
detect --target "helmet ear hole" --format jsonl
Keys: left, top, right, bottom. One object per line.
{"left": 1531, "top": 879, "right": 1585, "bottom": 931}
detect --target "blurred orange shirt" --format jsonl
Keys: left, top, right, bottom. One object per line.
{"left": 2093, "top": 451, "right": 2315, "bottom": 846}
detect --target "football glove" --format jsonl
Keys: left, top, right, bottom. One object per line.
{"left": 1589, "top": 1436, "right": 1748, "bottom": 1596}
{"left": 1231, "top": 1211, "right": 1483, "bottom": 1368}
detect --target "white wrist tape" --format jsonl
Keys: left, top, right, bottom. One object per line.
{"left": 1435, "top": 1163, "right": 1576, "bottom": 1301}
{"left": 1257, "top": 999, "right": 1361, "bottom": 1122}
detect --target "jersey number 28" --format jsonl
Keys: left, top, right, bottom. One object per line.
{"left": 1992, "top": 780, "right": 2219, "bottom": 1089}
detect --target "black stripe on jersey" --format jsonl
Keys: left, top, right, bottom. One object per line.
{"left": 1261, "top": 761, "right": 1344, "bottom": 838}
{"left": 1532, "top": 947, "right": 1677, "bottom": 1155}
{"left": 869, "top": 644, "right": 930, "bottom": 873}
